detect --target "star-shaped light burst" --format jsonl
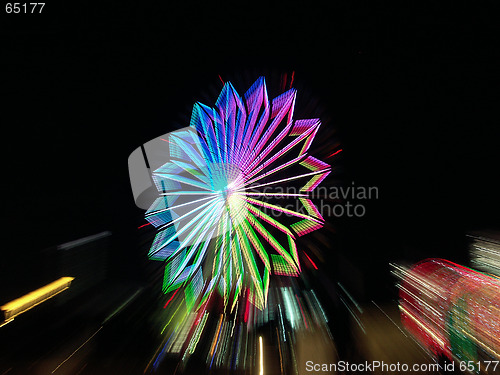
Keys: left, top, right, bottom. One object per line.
{"left": 145, "top": 77, "right": 331, "bottom": 311}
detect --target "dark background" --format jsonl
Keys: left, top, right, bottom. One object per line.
{"left": 2, "top": 1, "right": 499, "bottom": 303}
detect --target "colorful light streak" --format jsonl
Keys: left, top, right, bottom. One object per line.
{"left": 144, "top": 77, "right": 330, "bottom": 310}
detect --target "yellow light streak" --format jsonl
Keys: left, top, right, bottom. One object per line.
{"left": 259, "top": 335, "right": 264, "bottom": 375}
{"left": 399, "top": 305, "right": 445, "bottom": 348}
{"left": 1, "top": 277, "right": 74, "bottom": 321}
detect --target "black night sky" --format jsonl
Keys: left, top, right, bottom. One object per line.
{"left": 2, "top": 1, "right": 500, "bottom": 302}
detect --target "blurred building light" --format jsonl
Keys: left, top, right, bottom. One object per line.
{"left": 398, "top": 259, "right": 500, "bottom": 364}
{"left": 468, "top": 233, "right": 500, "bottom": 276}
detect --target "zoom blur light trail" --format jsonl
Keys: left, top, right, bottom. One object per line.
{"left": 396, "top": 259, "right": 500, "bottom": 368}
{"left": 144, "top": 77, "right": 330, "bottom": 310}
{"left": 1, "top": 277, "right": 74, "bottom": 325}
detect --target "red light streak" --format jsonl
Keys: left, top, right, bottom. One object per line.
{"left": 326, "top": 149, "right": 343, "bottom": 158}
{"left": 304, "top": 252, "right": 318, "bottom": 269}
{"left": 138, "top": 222, "right": 151, "bottom": 229}
{"left": 289, "top": 71, "right": 295, "bottom": 89}
{"left": 160, "top": 138, "right": 175, "bottom": 145}
{"left": 282, "top": 73, "right": 288, "bottom": 92}
{"left": 163, "top": 288, "right": 180, "bottom": 308}
{"left": 218, "top": 75, "right": 224, "bottom": 85}
{"left": 194, "top": 308, "right": 204, "bottom": 326}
